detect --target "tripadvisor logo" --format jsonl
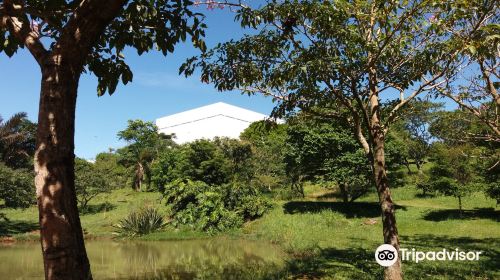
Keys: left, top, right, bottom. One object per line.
{"left": 375, "top": 244, "right": 483, "bottom": 266}
{"left": 375, "top": 244, "right": 398, "bottom": 267}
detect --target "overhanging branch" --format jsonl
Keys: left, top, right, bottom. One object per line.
{"left": 2, "top": 0, "right": 49, "bottom": 65}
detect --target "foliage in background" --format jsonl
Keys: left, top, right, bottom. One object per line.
{"left": 114, "top": 206, "right": 166, "bottom": 237}
{"left": 0, "top": 113, "right": 36, "bottom": 169}
{"left": 240, "top": 121, "right": 288, "bottom": 194}
{"left": 430, "top": 109, "right": 499, "bottom": 206}
{"left": 0, "top": 112, "right": 37, "bottom": 209}
{"left": 163, "top": 179, "right": 271, "bottom": 233}
{"left": 94, "top": 151, "right": 128, "bottom": 190}
{"left": 390, "top": 100, "right": 443, "bottom": 173}
{"left": 151, "top": 137, "right": 256, "bottom": 191}
{"left": 118, "top": 120, "right": 176, "bottom": 191}
{"left": 0, "top": 163, "right": 35, "bottom": 208}
{"left": 284, "top": 113, "right": 373, "bottom": 202}
{"left": 428, "top": 144, "right": 480, "bottom": 211}
{"left": 75, "top": 158, "right": 111, "bottom": 210}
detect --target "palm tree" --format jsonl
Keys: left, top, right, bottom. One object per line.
{"left": 0, "top": 112, "right": 36, "bottom": 168}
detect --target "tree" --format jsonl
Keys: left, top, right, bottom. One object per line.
{"left": 430, "top": 109, "right": 500, "bottom": 205}
{"left": 428, "top": 144, "right": 478, "bottom": 212}
{"left": 213, "top": 137, "right": 254, "bottom": 182}
{"left": 240, "top": 120, "right": 288, "bottom": 193}
{"left": 179, "top": 139, "right": 231, "bottom": 185}
{"left": 118, "top": 120, "right": 174, "bottom": 191}
{"left": 431, "top": 3, "right": 499, "bottom": 142}
{"left": 74, "top": 158, "right": 110, "bottom": 210}
{"left": 0, "top": 162, "right": 35, "bottom": 208}
{"left": 1, "top": 1, "right": 206, "bottom": 278}
{"left": 181, "top": 1, "right": 492, "bottom": 278}
{"left": 390, "top": 100, "right": 442, "bottom": 173}
{"left": 284, "top": 112, "right": 372, "bottom": 203}
{"left": 0, "top": 112, "right": 36, "bottom": 169}
{"left": 94, "top": 151, "right": 128, "bottom": 190}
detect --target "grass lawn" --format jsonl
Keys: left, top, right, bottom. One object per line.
{"left": 244, "top": 185, "right": 499, "bottom": 279}
{"left": 1, "top": 184, "right": 499, "bottom": 279}
{"left": 0, "top": 188, "right": 209, "bottom": 241}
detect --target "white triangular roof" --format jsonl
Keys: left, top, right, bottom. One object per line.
{"left": 155, "top": 102, "right": 273, "bottom": 144}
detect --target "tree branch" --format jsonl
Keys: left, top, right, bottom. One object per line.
{"left": 54, "top": 0, "right": 127, "bottom": 67}
{"left": 1, "top": 0, "right": 48, "bottom": 65}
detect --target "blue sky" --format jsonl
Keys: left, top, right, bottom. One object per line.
{"left": 0, "top": 6, "right": 276, "bottom": 160}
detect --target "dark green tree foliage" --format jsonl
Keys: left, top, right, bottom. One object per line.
{"left": 163, "top": 179, "right": 271, "bottom": 233}
{"left": 240, "top": 121, "right": 288, "bottom": 193}
{"left": 180, "top": 139, "right": 231, "bottom": 185}
{"left": 430, "top": 109, "right": 499, "bottom": 204}
{"left": 284, "top": 114, "right": 372, "bottom": 202}
{"left": 480, "top": 154, "right": 500, "bottom": 206}
{"left": 1, "top": 0, "right": 207, "bottom": 96}
{"left": 213, "top": 137, "right": 254, "bottom": 183}
{"left": 151, "top": 137, "right": 255, "bottom": 190}
{"left": 93, "top": 151, "right": 128, "bottom": 189}
{"left": 428, "top": 144, "right": 478, "bottom": 211}
{"left": 0, "top": 163, "right": 35, "bottom": 208}
{"left": 0, "top": 113, "right": 36, "bottom": 169}
{"left": 118, "top": 120, "right": 175, "bottom": 191}
{"left": 74, "top": 158, "right": 110, "bottom": 210}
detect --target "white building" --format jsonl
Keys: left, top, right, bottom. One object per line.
{"left": 155, "top": 102, "right": 273, "bottom": 144}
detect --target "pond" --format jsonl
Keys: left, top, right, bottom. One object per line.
{"left": 0, "top": 238, "right": 287, "bottom": 280}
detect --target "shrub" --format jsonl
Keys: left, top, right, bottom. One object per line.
{"left": 75, "top": 158, "right": 111, "bottom": 209}
{"left": 0, "top": 163, "right": 35, "bottom": 208}
{"left": 415, "top": 173, "right": 433, "bottom": 196}
{"left": 163, "top": 179, "right": 271, "bottom": 233}
{"left": 114, "top": 207, "right": 166, "bottom": 236}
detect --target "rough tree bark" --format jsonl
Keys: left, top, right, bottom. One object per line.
{"left": 368, "top": 66, "right": 403, "bottom": 280}
{"left": 13, "top": 1, "right": 128, "bottom": 279}
{"left": 35, "top": 57, "right": 90, "bottom": 280}
{"left": 134, "top": 162, "right": 144, "bottom": 191}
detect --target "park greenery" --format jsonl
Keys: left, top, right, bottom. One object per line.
{"left": 1, "top": 98, "right": 499, "bottom": 279}
{"left": 0, "top": 0, "right": 498, "bottom": 279}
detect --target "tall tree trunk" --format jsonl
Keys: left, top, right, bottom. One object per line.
{"left": 368, "top": 65, "right": 403, "bottom": 280}
{"left": 403, "top": 158, "right": 412, "bottom": 174}
{"left": 372, "top": 132, "right": 402, "bottom": 280}
{"left": 135, "top": 162, "right": 144, "bottom": 191}
{"left": 34, "top": 60, "right": 92, "bottom": 280}
{"left": 415, "top": 160, "right": 422, "bottom": 174}
{"left": 458, "top": 195, "right": 463, "bottom": 216}
{"left": 339, "top": 183, "right": 349, "bottom": 203}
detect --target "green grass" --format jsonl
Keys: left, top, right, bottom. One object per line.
{"left": 0, "top": 188, "right": 211, "bottom": 240}
{"left": 244, "top": 184, "right": 499, "bottom": 279}
{"left": 1, "top": 180, "right": 499, "bottom": 279}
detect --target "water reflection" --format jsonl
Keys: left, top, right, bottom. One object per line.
{"left": 0, "top": 238, "right": 285, "bottom": 279}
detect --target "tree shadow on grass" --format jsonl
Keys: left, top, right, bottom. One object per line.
{"left": 423, "top": 208, "right": 499, "bottom": 222}
{"left": 0, "top": 218, "right": 38, "bottom": 237}
{"left": 400, "top": 234, "right": 500, "bottom": 279}
{"left": 281, "top": 247, "right": 382, "bottom": 280}
{"left": 314, "top": 191, "right": 342, "bottom": 201}
{"left": 283, "top": 201, "right": 407, "bottom": 218}
{"left": 80, "top": 202, "right": 116, "bottom": 215}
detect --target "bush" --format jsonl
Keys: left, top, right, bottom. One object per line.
{"left": 415, "top": 173, "right": 433, "bottom": 196}
{"left": 0, "top": 163, "right": 35, "bottom": 208}
{"left": 75, "top": 158, "right": 111, "bottom": 209}
{"left": 114, "top": 207, "right": 166, "bottom": 236}
{"left": 163, "top": 179, "right": 271, "bottom": 233}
